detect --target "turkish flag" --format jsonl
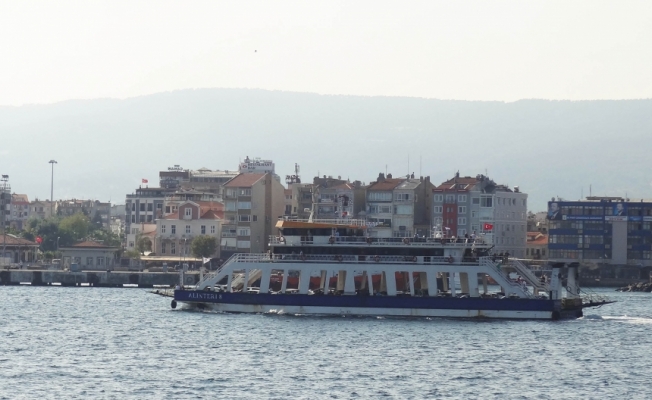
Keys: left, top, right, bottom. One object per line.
{"left": 142, "top": 179, "right": 148, "bottom": 184}
{"left": 483, "top": 223, "right": 494, "bottom": 231}
{"left": 36, "top": 236, "right": 43, "bottom": 244}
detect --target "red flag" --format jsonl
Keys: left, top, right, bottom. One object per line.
{"left": 36, "top": 236, "right": 43, "bottom": 244}
{"left": 483, "top": 223, "right": 494, "bottom": 231}
{"left": 142, "top": 179, "right": 148, "bottom": 184}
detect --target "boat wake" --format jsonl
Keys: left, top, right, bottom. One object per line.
{"left": 601, "top": 315, "right": 652, "bottom": 324}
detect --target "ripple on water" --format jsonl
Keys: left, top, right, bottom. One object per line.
{"left": 0, "top": 286, "right": 650, "bottom": 399}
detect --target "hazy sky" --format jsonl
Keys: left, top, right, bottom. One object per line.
{"left": 2, "top": 0, "right": 651, "bottom": 106}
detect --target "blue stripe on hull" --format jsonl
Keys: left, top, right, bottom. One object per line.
{"left": 175, "top": 291, "right": 561, "bottom": 313}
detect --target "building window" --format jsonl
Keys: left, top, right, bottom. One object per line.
{"left": 97, "top": 257, "right": 104, "bottom": 266}
{"left": 239, "top": 188, "right": 252, "bottom": 196}
{"left": 148, "top": 203, "right": 153, "bottom": 212}
{"left": 211, "top": 225, "right": 216, "bottom": 234}
{"left": 226, "top": 202, "right": 237, "bottom": 211}
{"left": 237, "top": 240, "right": 251, "bottom": 248}
{"left": 139, "top": 216, "right": 145, "bottom": 223}
{"left": 238, "top": 201, "right": 252, "bottom": 209}
{"left": 252, "top": 215, "right": 258, "bottom": 222}
{"left": 445, "top": 195, "right": 455, "bottom": 203}
{"left": 434, "top": 194, "right": 443, "bottom": 202}
{"left": 165, "top": 206, "right": 171, "bottom": 213}
{"left": 201, "top": 225, "right": 206, "bottom": 234}
{"left": 394, "top": 193, "right": 410, "bottom": 201}
{"left": 481, "top": 196, "right": 493, "bottom": 208}
{"left": 140, "top": 203, "right": 145, "bottom": 211}
{"left": 458, "top": 206, "right": 467, "bottom": 214}
{"left": 458, "top": 195, "right": 467, "bottom": 202}
{"left": 171, "top": 225, "right": 176, "bottom": 234}
{"left": 368, "top": 192, "right": 392, "bottom": 202}
{"left": 185, "top": 208, "right": 192, "bottom": 217}
{"left": 239, "top": 215, "right": 251, "bottom": 222}
{"left": 186, "top": 225, "right": 191, "bottom": 234}
{"left": 86, "top": 257, "right": 93, "bottom": 265}
{"left": 147, "top": 215, "right": 152, "bottom": 222}
{"left": 157, "top": 203, "right": 162, "bottom": 209}
{"left": 171, "top": 242, "right": 176, "bottom": 254}
{"left": 458, "top": 217, "right": 466, "bottom": 225}
{"left": 161, "top": 225, "right": 166, "bottom": 233}
{"left": 238, "top": 227, "right": 251, "bottom": 236}
{"left": 434, "top": 206, "right": 443, "bottom": 213}
{"left": 162, "top": 243, "right": 166, "bottom": 254}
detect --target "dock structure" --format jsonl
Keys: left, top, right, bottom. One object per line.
{"left": 0, "top": 270, "right": 198, "bottom": 288}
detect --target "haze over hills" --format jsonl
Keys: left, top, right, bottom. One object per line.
{"left": 1, "top": 88, "right": 650, "bottom": 211}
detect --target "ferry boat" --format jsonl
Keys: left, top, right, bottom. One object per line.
{"left": 171, "top": 219, "right": 612, "bottom": 320}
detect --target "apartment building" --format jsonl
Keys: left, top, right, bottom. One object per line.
{"left": 433, "top": 173, "right": 528, "bottom": 257}
{"left": 29, "top": 199, "right": 54, "bottom": 220}
{"left": 313, "top": 176, "right": 366, "bottom": 221}
{"left": 366, "top": 173, "right": 434, "bottom": 238}
{"left": 125, "top": 187, "right": 167, "bottom": 234}
{"left": 8, "top": 194, "right": 30, "bottom": 231}
{"left": 222, "top": 173, "right": 285, "bottom": 256}
{"left": 155, "top": 201, "right": 224, "bottom": 259}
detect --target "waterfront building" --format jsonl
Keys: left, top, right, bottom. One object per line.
{"left": 366, "top": 173, "right": 434, "bottom": 238}
{"left": 222, "top": 173, "right": 285, "bottom": 256}
{"left": 433, "top": 173, "right": 527, "bottom": 257}
{"left": 56, "top": 199, "right": 112, "bottom": 228}
{"left": 59, "top": 240, "right": 120, "bottom": 270}
{"left": 526, "top": 232, "right": 548, "bottom": 260}
{"left": 155, "top": 201, "right": 224, "bottom": 260}
{"left": 547, "top": 197, "right": 652, "bottom": 267}
{"left": 125, "top": 222, "right": 157, "bottom": 252}
{"left": 0, "top": 234, "right": 38, "bottom": 265}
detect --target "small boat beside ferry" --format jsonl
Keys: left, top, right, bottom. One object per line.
{"left": 170, "top": 219, "right": 612, "bottom": 320}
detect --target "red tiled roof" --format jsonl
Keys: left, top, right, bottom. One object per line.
{"left": 224, "top": 173, "right": 265, "bottom": 188}
{"left": 0, "top": 234, "right": 38, "bottom": 246}
{"left": 367, "top": 178, "right": 404, "bottom": 191}
{"left": 71, "top": 240, "right": 112, "bottom": 248}
{"left": 200, "top": 209, "right": 224, "bottom": 219}
{"left": 527, "top": 232, "right": 548, "bottom": 245}
{"left": 434, "top": 177, "right": 480, "bottom": 191}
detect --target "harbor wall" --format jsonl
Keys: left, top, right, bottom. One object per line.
{"left": 0, "top": 270, "right": 198, "bottom": 287}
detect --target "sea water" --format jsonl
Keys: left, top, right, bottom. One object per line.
{"left": 0, "top": 286, "right": 650, "bottom": 399}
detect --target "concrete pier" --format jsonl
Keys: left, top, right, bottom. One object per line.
{"left": 0, "top": 270, "right": 198, "bottom": 288}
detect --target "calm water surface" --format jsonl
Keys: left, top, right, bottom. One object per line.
{"left": 0, "top": 286, "right": 650, "bottom": 399}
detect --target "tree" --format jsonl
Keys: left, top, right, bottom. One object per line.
{"left": 91, "top": 211, "right": 103, "bottom": 230}
{"left": 136, "top": 235, "right": 152, "bottom": 254}
{"left": 59, "top": 213, "right": 90, "bottom": 242}
{"left": 124, "top": 249, "right": 141, "bottom": 259}
{"left": 191, "top": 235, "right": 217, "bottom": 258}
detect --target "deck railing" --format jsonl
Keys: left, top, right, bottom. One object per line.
{"left": 269, "top": 235, "right": 489, "bottom": 247}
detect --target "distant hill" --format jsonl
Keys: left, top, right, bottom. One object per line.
{"left": 1, "top": 89, "right": 650, "bottom": 211}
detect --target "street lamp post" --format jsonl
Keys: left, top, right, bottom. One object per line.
{"left": 1, "top": 175, "right": 8, "bottom": 265}
{"left": 49, "top": 160, "right": 57, "bottom": 217}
